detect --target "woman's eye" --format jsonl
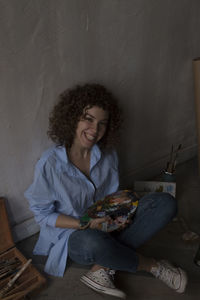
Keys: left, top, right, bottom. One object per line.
{"left": 86, "top": 117, "right": 93, "bottom": 122}
{"left": 99, "top": 122, "right": 108, "bottom": 127}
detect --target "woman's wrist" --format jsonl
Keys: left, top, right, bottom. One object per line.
{"left": 79, "top": 216, "right": 91, "bottom": 229}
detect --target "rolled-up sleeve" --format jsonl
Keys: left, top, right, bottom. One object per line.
{"left": 24, "top": 161, "right": 59, "bottom": 227}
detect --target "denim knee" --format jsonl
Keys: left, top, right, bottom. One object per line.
{"left": 159, "top": 192, "right": 177, "bottom": 220}
{"left": 68, "top": 229, "right": 109, "bottom": 263}
{"left": 81, "top": 231, "right": 106, "bottom": 254}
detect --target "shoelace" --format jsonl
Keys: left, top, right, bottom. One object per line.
{"left": 158, "top": 264, "right": 178, "bottom": 286}
{"left": 107, "top": 269, "right": 116, "bottom": 281}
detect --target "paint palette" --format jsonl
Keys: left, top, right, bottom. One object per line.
{"left": 84, "top": 190, "right": 139, "bottom": 232}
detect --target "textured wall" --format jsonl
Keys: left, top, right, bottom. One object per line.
{"left": 0, "top": 0, "right": 200, "bottom": 241}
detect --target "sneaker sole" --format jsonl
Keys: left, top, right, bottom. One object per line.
{"left": 176, "top": 268, "right": 188, "bottom": 293}
{"left": 80, "top": 275, "right": 126, "bottom": 299}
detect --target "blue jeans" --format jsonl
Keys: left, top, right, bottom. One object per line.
{"left": 68, "top": 192, "right": 177, "bottom": 273}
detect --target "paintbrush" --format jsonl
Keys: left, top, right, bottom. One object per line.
{"left": 166, "top": 144, "right": 174, "bottom": 173}
{"left": 0, "top": 269, "right": 19, "bottom": 281}
{"left": 0, "top": 258, "right": 20, "bottom": 268}
{"left": 166, "top": 144, "right": 182, "bottom": 173}
{"left": 0, "top": 262, "right": 21, "bottom": 280}
{"left": 172, "top": 144, "right": 182, "bottom": 172}
{"left": 0, "top": 260, "right": 21, "bottom": 273}
{"left": 0, "top": 259, "right": 32, "bottom": 298}
{"left": 0, "top": 290, "right": 25, "bottom": 300}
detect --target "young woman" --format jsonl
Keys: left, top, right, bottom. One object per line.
{"left": 25, "top": 83, "right": 187, "bottom": 298}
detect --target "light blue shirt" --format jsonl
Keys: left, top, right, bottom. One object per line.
{"left": 24, "top": 144, "right": 119, "bottom": 277}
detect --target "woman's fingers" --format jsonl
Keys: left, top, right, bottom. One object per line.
{"left": 89, "top": 216, "right": 112, "bottom": 229}
{"left": 89, "top": 216, "right": 132, "bottom": 230}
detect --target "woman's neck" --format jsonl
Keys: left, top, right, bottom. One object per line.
{"left": 66, "top": 144, "right": 91, "bottom": 178}
{"left": 68, "top": 144, "right": 91, "bottom": 160}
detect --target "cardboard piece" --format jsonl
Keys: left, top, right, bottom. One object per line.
{"left": 134, "top": 181, "right": 176, "bottom": 197}
{"left": 0, "top": 198, "right": 46, "bottom": 299}
{"left": 193, "top": 57, "right": 200, "bottom": 175}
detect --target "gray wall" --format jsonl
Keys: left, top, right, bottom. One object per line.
{"left": 0, "top": 0, "right": 199, "bottom": 241}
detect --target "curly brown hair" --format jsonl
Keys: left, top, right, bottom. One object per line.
{"left": 47, "top": 83, "right": 123, "bottom": 150}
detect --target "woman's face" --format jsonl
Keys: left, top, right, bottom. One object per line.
{"left": 73, "top": 106, "right": 109, "bottom": 150}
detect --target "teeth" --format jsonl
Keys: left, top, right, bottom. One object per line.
{"left": 85, "top": 134, "right": 95, "bottom": 141}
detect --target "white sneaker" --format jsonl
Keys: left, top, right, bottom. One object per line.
{"left": 151, "top": 260, "right": 188, "bottom": 293}
{"left": 80, "top": 268, "right": 126, "bottom": 299}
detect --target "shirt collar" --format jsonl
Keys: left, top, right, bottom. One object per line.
{"left": 55, "top": 144, "right": 102, "bottom": 175}
{"left": 55, "top": 146, "right": 76, "bottom": 175}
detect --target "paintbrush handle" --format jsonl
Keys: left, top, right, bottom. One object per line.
{"left": 0, "top": 259, "right": 32, "bottom": 297}
{"left": 7, "top": 259, "right": 32, "bottom": 287}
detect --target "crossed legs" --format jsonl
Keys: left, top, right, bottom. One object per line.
{"left": 68, "top": 192, "right": 177, "bottom": 272}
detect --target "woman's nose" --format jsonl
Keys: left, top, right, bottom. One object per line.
{"left": 91, "top": 122, "right": 99, "bottom": 132}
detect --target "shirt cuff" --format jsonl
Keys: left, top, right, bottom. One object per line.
{"left": 46, "top": 213, "right": 60, "bottom": 227}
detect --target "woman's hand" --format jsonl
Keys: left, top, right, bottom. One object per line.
{"left": 80, "top": 216, "right": 132, "bottom": 231}
{"left": 89, "top": 216, "right": 112, "bottom": 230}
{"left": 113, "top": 217, "right": 132, "bottom": 231}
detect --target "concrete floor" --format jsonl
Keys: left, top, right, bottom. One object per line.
{"left": 17, "top": 158, "right": 200, "bottom": 300}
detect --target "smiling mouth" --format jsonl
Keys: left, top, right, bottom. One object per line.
{"left": 85, "top": 133, "right": 96, "bottom": 142}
